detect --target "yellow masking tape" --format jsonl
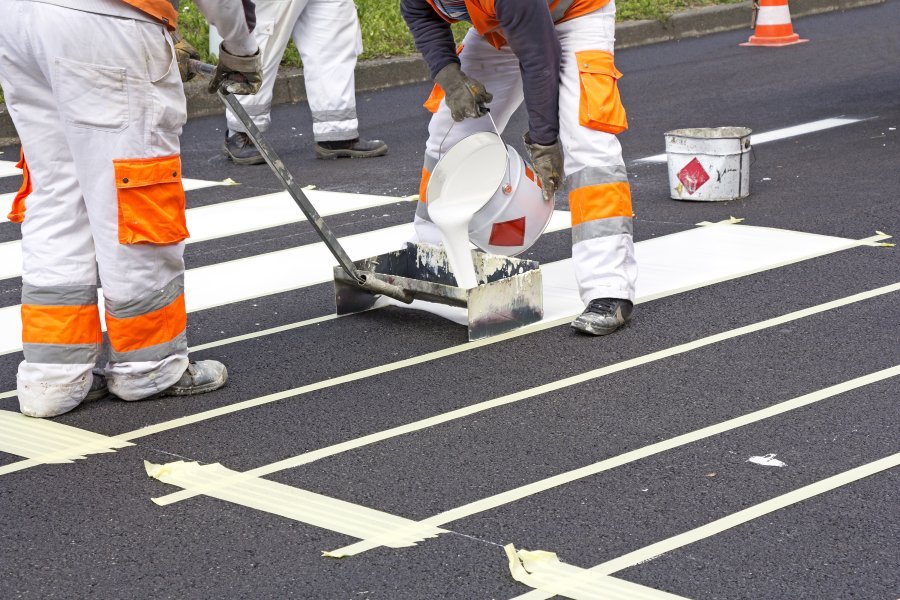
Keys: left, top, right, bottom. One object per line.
{"left": 510, "top": 452, "right": 900, "bottom": 600}
{"left": 506, "top": 545, "right": 690, "bottom": 599}
{"left": 325, "top": 364, "right": 900, "bottom": 557}
{"left": 145, "top": 460, "right": 446, "bottom": 547}
{"left": 153, "top": 283, "right": 900, "bottom": 508}
{"left": 0, "top": 410, "right": 133, "bottom": 470}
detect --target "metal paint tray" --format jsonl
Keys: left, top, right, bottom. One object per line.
{"left": 334, "top": 242, "right": 543, "bottom": 341}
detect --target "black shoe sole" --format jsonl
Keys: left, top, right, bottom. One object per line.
{"left": 223, "top": 146, "right": 266, "bottom": 166}
{"left": 314, "top": 146, "right": 388, "bottom": 160}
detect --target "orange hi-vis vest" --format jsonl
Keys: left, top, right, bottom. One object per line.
{"left": 122, "top": 0, "right": 178, "bottom": 29}
{"left": 425, "top": 0, "right": 610, "bottom": 49}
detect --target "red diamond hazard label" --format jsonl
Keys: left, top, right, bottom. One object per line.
{"left": 489, "top": 216, "right": 526, "bottom": 247}
{"left": 677, "top": 158, "right": 710, "bottom": 195}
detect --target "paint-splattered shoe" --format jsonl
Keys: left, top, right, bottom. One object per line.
{"left": 571, "top": 298, "right": 633, "bottom": 336}
{"left": 162, "top": 360, "right": 229, "bottom": 396}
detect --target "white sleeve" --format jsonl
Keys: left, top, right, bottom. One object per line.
{"left": 194, "top": 0, "right": 258, "bottom": 57}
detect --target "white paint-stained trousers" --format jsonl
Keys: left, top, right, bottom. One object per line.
{"left": 0, "top": 2, "right": 190, "bottom": 417}
{"left": 225, "top": 0, "right": 364, "bottom": 141}
{"left": 415, "top": 3, "right": 638, "bottom": 305}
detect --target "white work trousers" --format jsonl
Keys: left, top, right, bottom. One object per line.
{"left": 225, "top": 0, "right": 364, "bottom": 141}
{"left": 415, "top": 3, "right": 638, "bottom": 304}
{"left": 0, "top": 2, "right": 190, "bottom": 417}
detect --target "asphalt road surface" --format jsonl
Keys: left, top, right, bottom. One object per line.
{"left": 1, "top": 3, "right": 898, "bottom": 599}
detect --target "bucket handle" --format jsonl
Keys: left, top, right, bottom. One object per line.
{"left": 438, "top": 110, "right": 513, "bottom": 191}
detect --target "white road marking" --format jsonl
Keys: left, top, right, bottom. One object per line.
{"left": 509, "top": 452, "right": 900, "bottom": 599}
{"left": 0, "top": 211, "right": 572, "bottom": 355}
{"left": 326, "top": 365, "right": 900, "bottom": 556}
{"left": 0, "top": 188, "right": 416, "bottom": 281}
{"left": 0, "top": 160, "right": 20, "bottom": 179}
{"left": 635, "top": 118, "right": 864, "bottom": 163}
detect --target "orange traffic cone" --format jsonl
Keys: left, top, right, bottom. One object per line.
{"left": 740, "top": 0, "right": 809, "bottom": 47}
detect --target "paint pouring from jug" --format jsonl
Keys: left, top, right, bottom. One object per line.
{"left": 427, "top": 135, "right": 508, "bottom": 288}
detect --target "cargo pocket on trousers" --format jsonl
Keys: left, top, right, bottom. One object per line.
{"left": 55, "top": 57, "right": 129, "bottom": 132}
{"left": 113, "top": 155, "right": 189, "bottom": 245}
{"left": 575, "top": 50, "right": 628, "bottom": 135}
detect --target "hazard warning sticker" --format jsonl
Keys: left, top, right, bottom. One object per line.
{"left": 677, "top": 158, "right": 710, "bottom": 195}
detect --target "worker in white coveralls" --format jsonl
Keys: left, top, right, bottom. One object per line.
{"left": 222, "top": 0, "right": 388, "bottom": 164}
{"left": 0, "top": 0, "right": 262, "bottom": 418}
{"left": 402, "top": 0, "right": 638, "bottom": 335}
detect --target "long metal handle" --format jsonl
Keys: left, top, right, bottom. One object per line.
{"left": 217, "top": 90, "right": 364, "bottom": 283}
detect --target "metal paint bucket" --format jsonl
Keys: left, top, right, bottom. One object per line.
{"left": 427, "top": 131, "right": 551, "bottom": 256}
{"left": 665, "top": 127, "right": 752, "bottom": 201}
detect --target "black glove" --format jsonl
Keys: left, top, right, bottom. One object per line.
{"left": 433, "top": 63, "right": 493, "bottom": 121}
{"left": 171, "top": 31, "right": 200, "bottom": 83}
{"left": 208, "top": 43, "right": 262, "bottom": 95}
{"left": 523, "top": 134, "right": 564, "bottom": 202}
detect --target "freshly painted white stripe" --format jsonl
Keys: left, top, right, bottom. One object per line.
{"left": 145, "top": 460, "right": 447, "bottom": 547}
{"left": 506, "top": 545, "right": 689, "bottom": 600}
{"left": 0, "top": 189, "right": 417, "bottom": 280}
{"left": 0, "top": 160, "right": 19, "bottom": 178}
{"left": 0, "top": 178, "right": 225, "bottom": 218}
{"left": 0, "top": 210, "right": 572, "bottom": 354}
{"left": 636, "top": 118, "right": 863, "bottom": 163}
{"left": 0, "top": 409, "right": 133, "bottom": 464}
{"left": 326, "top": 365, "right": 900, "bottom": 556}
{"left": 511, "top": 452, "right": 900, "bottom": 599}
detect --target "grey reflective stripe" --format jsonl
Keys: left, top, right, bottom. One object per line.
{"left": 23, "top": 342, "right": 100, "bottom": 365}
{"left": 415, "top": 201, "right": 431, "bottom": 221}
{"left": 311, "top": 108, "right": 358, "bottom": 124}
{"left": 550, "top": 0, "right": 575, "bottom": 21}
{"left": 565, "top": 165, "right": 629, "bottom": 193}
{"left": 109, "top": 331, "right": 188, "bottom": 363}
{"left": 21, "top": 283, "right": 97, "bottom": 306}
{"left": 423, "top": 152, "right": 440, "bottom": 173}
{"left": 572, "top": 216, "right": 633, "bottom": 244}
{"left": 105, "top": 274, "right": 184, "bottom": 320}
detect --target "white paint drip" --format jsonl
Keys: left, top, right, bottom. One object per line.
{"left": 748, "top": 453, "right": 787, "bottom": 467}
{"left": 427, "top": 139, "right": 508, "bottom": 289}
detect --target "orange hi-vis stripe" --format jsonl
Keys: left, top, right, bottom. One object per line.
{"left": 121, "top": 0, "right": 178, "bottom": 28}
{"left": 106, "top": 293, "right": 186, "bottom": 353}
{"left": 21, "top": 304, "right": 102, "bottom": 345}
{"left": 419, "top": 168, "right": 432, "bottom": 203}
{"left": 569, "top": 182, "right": 633, "bottom": 226}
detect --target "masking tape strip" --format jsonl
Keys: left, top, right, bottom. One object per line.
{"left": 696, "top": 217, "right": 744, "bottom": 227}
{"left": 506, "top": 545, "right": 689, "bottom": 600}
{"left": 188, "top": 313, "right": 340, "bottom": 353}
{"left": 153, "top": 283, "right": 900, "bottom": 511}
{"left": 0, "top": 409, "right": 133, "bottom": 468}
{"left": 325, "top": 364, "right": 900, "bottom": 557}
{"left": 145, "top": 460, "right": 446, "bottom": 547}
{"left": 510, "top": 452, "right": 900, "bottom": 600}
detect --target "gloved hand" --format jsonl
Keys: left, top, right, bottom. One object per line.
{"left": 434, "top": 63, "right": 493, "bottom": 121}
{"left": 523, "top": 134, "right": 564, "bottom": 202}
{"left": 171, "top": 31, "right": 200, "bottom": 83}
{"left": 208, "top": 43, "right": 262, "bottom": 95}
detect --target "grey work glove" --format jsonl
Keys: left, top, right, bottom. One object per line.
{"left": 433, "top": 63, "right": 493, "bottom": 122}
{"left": 208, "top": 43, "right": 262, "bottom": 95}
{"left": 524, "top": 134, "right": 564, "bottom": 202}
{"left": 171, "top": 31, "right": 200, "bottom": 83}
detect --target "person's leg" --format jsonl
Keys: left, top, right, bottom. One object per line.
{"left": 556, "top": 2, "right": 637, "bottom": 335}
{"left": 414, "top": 29, "right": 524, "bottom": 243}
{"left": 224, "top": 0, "right": 309, "bottom": 164}
{"left": 293, "top": 0, "right": 387, "bottom": 158}
{"left": 0, "top": 2, "right": 102, "bottom": 417}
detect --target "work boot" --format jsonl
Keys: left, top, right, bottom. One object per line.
{"left": 314, "top": 137, "right": 388, "bottom": 160}
{"left": 84, "top": 369, "right": 110, "bottom": 403}
{"left": 161, "top": 360, "right": 229, "bottom": 396}
{"left": 571, "top": 298, "right": 633, "bottom": 336}
{"left": 223, "top": 131, "right": 265, "bottom": 165}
